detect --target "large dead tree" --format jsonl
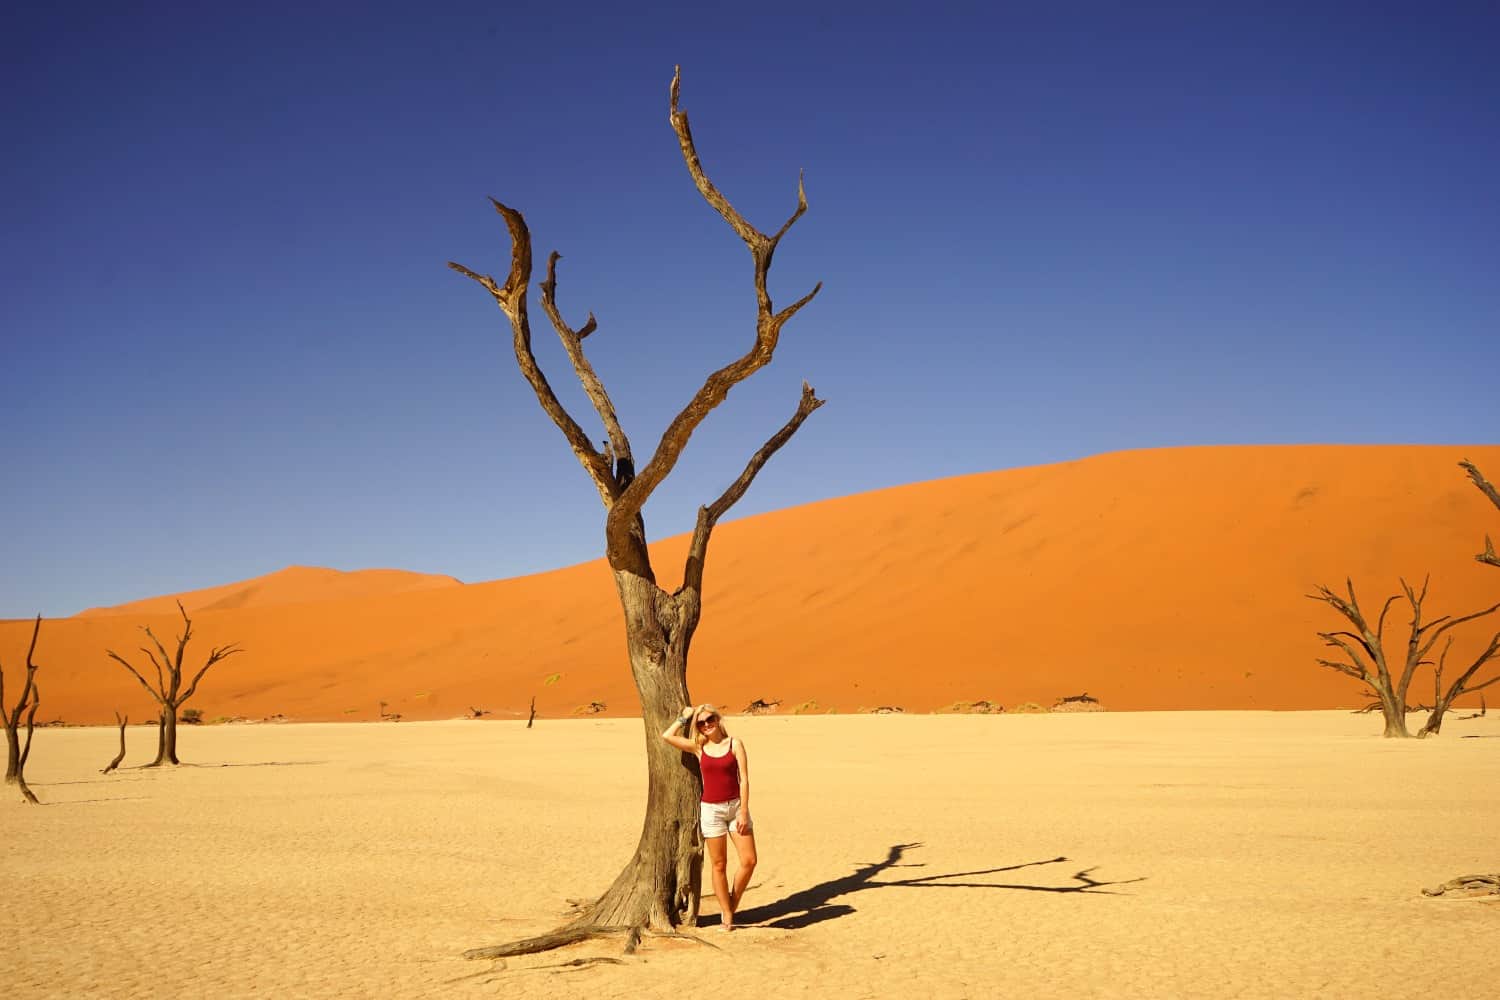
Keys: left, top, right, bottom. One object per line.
{"left": 106, "top": 601, "right": 241, "bottom": 766}
{"left": 1, "top": 614, "right": 43, "bottom": 803}
{"left": 1309, "top": 577, "right": 1500, "bottom": 737}
{"left": 1461, "top": 459, "right": 1500, "bottom": 568}
{"left": 449, "top": 68, "right": 822, "bottom": 956}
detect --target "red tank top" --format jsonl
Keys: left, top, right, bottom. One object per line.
{"left": 700, "top": 739, "right": 740, "bottom": 803}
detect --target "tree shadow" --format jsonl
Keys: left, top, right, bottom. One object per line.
{"left": 713, "top": 842, "right": 1144, "bottom": 930}
{"left": 37, "top": 761, "right": 324, "bottom": 785}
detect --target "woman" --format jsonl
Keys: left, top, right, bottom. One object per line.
{"left": 661, "top": 703, "right": 758, "bottom": 931}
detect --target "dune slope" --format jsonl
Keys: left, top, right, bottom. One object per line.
{"left": 4, "top": 445, "right": 1498, "bottom": 725}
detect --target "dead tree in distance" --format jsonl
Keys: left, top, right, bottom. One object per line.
{"left": 1, "top": 614, "right": 43, "bottom": 803}
{"left": 1309, "top": 577, "right": 1500, "bottom": 737}
{"left": 449, "top": 68, "right": 822, "bottom": 956}
{"left": 102, "top": 712, "right": 129, "bottom": 774}
{"left": 106, "top": 601, "right": 241, "bottom": 766}
{"left": 1461, "top": 459, "right": 1500, "bottom": 568}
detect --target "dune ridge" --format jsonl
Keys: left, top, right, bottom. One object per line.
{"left": 5, "top": 444, "right": 1498, "bottom": 726}
{"left": 73, "top": 565, "right": 464, "bottom": 618}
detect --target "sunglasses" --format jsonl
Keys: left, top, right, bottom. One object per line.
{"left": 696, "top": 716, "right": 719, "bottom": 727}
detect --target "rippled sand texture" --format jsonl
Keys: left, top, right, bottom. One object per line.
{"left": 4, "top": 712, "right": 1497, "bottom": 999}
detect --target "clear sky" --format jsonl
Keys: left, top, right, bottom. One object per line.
{"left": 3, "top": 2, "right": 1497, "bottom": 617}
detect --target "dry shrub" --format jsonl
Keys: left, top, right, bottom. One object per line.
{"left": 791, "top": 700, "right": 819, "bottom": 715}
{"left": 1051, "top": 699, "right": 1105, "bottom": 713}
{"left": 743, "top": 698, "right": 781, "bottom": 715}
{"left": 940, "top": 700, "right": 1003, "bottom": 714}
{"left": 1010, "top": 702, "right": 1050, "bottom": 714}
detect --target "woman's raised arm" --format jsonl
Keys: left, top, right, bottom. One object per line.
{"left": 661, "top": 705, "right": 698, "bottom": 753}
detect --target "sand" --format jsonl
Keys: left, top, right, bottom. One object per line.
{"left": 4, "top": 711, "right": 1497, "bottom": 998}
{"left": 4, "top": 444, "right": 1499, "bottom": 726}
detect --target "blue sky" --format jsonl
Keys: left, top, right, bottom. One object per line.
{"left": 3, "top": 2, "right": 1497, "bottom": 617}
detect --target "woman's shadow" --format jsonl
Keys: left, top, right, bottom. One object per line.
{"left": 714, "top": 842, "right": 1143, "bottom": 930}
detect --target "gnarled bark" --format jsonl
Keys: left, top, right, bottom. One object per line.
{"left": 452, "top": 67, "right": 822, "bottom": 959}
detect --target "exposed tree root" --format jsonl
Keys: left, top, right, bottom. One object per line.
{"left": 464, "top": 918, "right": 721, "bottom": 964}
{"left": 463, "top": 925, "right": 633, "bottom": 960}
{"left": 1422, "top": 873, "right": 1500, "bottom": 898}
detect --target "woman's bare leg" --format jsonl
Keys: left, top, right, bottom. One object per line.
{"left": 705, "top": 835, "right": 734, "bottom": 929}
{"left": 727, "top": 827, "right": 758, "bottom": 911}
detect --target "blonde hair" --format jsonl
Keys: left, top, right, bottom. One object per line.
{"left": 692, "top": 703, "right": 730, "bottom": 748}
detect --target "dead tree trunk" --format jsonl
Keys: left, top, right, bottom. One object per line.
{"left": 1309, "top": 578, "right": 1500, "bottom": 738}
{"left": 102, "top": 712, "right": 129, "bottom": 774}
{"left": 527, "top": 696, "right": 536, "bottom": 729}
{"left": 451, "top": 67, "right": 822, "bottom": 957}
{"left": 106, "top": 601, "right": 240, "bottom": 767}
{"left": 2, "top": 614, "right": 43, "bottom": 802}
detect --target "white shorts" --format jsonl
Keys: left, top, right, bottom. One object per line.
{"left": 700, "top": 797, "right": 750, "bottom": 838}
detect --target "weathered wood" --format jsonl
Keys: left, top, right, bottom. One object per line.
{"left": 1421, "top": 873, "right": 1500, "bottom": 897}
{"left": 449, "top": 67, "right": 822, "bottom": 960}
{"left": 102, "top": 712, "right": 128, "bottom": 774}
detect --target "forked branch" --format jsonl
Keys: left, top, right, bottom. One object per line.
{"left": 540, "top": 252, "right": 635, "bottom": 486}
{"left": 683, "top": 381, "right": 824, "bottom": 593}
{"left": 609, "top": 68, "right": 822, "bottom": 534}
{"left": 449, "top": 203, "right": 618, "bottom": 508}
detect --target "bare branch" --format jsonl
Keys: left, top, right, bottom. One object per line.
{"left": 682, "top": 381, "right": 825, "bottom": 593}
{"left": 1461, "top": 459, "right": 1500, "bottom": 512}
{"left": 19, "top": 680, "right": 38, "bottom": 770}
{"left": 179, "top": 644, "right": 243, "bottom": 706}
{"left": 539, "top": 250, "right": 634, "bottom": 482}
{"left": 1315, "top": 634, "right": 1373, "bottom": 682}
{"left": 1315, "top": 657, "right": 1371, "bottom": 683}
{"left": 1442, "top": 631, "right": 1500, "bottom": 701}
{"left": 1417, "top": 601, "right": 1500, "bottom": 662}
{"left": 450, "top": 201, "right": 617, "bottom": 507}
{"left": 3, "top": 614, "right": 42, "bottom": 732}
{"left": 1467, "top": 673, "right": 1500, "bottom": 694}
{"left": 107, "top": 650, "right": 166, "bottom": 705}
{"left": 141, "top": 626, "right": 172, "bottom": 693}
{"left": 611, "top": 69, "right": 821, "bottom": 540}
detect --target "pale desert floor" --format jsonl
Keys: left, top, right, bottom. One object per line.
{"left": 3, "top": 711, "right": 1497, "bottom": 999}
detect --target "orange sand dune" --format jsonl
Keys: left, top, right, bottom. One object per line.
{"left": 73, "top": 565, "right": 463, "bottom": 618}
{"left": 4, "top": 445, "right": 1498, "bottom": 726}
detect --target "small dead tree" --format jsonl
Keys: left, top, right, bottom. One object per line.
{"left": 102, "top": 712, "right": 129, "bottom": 774}
{"left": 1460, "top": 459, "right": 1500, "bottom": 568}
{"left": 106, "top": 601, "right": 241, "bottom": 766}
{"left": 1, "top": 614, "right": 43, "bottom": 803}
{"left": 1417, "top": 632, "right": 1500, "bottom": 736}
{"left": 1309, "top": 577, "right": 1500, "bottom": 737}
{"left": 450, "top": 68, "right": 822, "bottom": 956}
